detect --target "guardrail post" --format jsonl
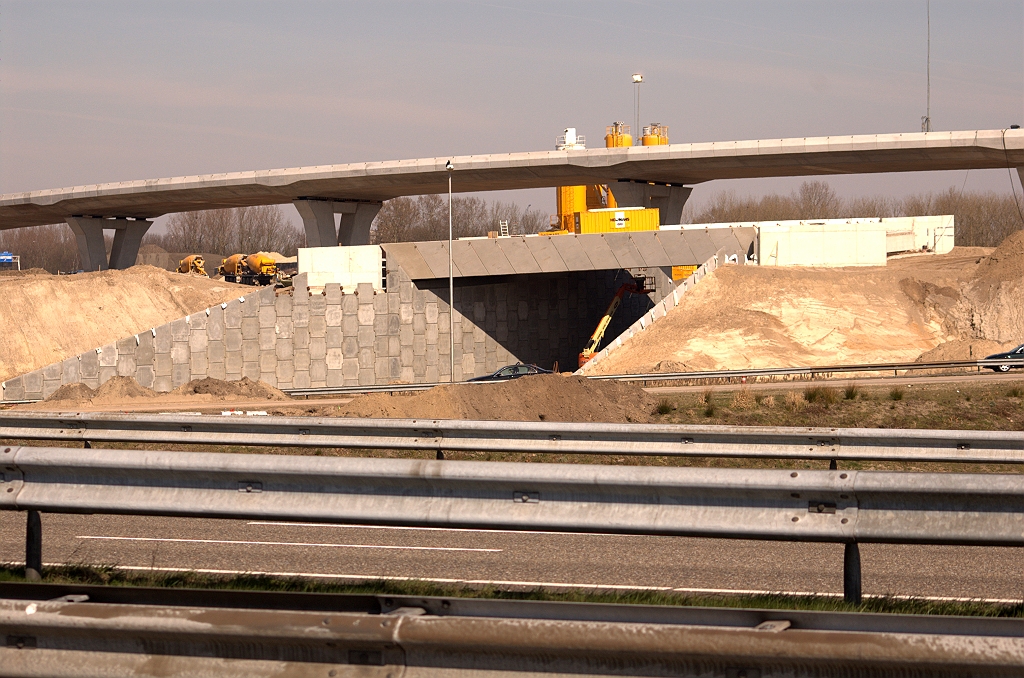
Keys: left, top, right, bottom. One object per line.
{"left": 844, "top": 542, "right": 861, "bottom": 605}
{"left": 25, "top": 510, "right": 42, "bottom": 581}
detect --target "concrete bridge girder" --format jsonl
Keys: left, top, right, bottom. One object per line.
{"left": 293, "top": 199, "right": 383, "bottom": 248}
{"left": 611, "top": 182, "right": 693, "bottom": 226}
{"left": 64, "top": 216, "right": 153, "bottom": 271}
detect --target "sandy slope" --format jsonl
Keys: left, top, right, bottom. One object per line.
{"left": 591, "top": 240, "right": 1024, "bottom": 374}
{"left": 0, "top": 266, "right": 247, "bottom": 382}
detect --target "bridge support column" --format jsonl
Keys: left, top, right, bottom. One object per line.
{"left": 293, "top": 199, "right": 383, "bottom": 248}
{"left": 611, "top": 182, "right": 693, "bottom": 226}
{"left": 65, "top": 216, "right": 153, "bottom": 271}
{"left": 1017, "top": 167, "right": 1024, "bottom": 193}
{"left": 337, "top": 202, "right": 382, "bottom": 246}
{"left": 293, "top": 200, "right": 336, "bottom": 248}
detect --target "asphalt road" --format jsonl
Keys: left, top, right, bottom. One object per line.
{"left": 2, "top": 513, "right": 1021, "bottom": 602}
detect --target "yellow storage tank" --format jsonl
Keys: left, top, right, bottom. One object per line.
{"left": 604, "top": 122, "right": 632, "bottom": 148}
{"left": 577, "top": 207, "right": 660, "bottom": 234}
{"left": 641, "top": 123, "right": 669, "bottom": 146}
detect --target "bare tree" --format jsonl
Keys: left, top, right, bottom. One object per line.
{"left": 371, "top": 195, "right": 547, "bottom": 243}
{"left": 153, "top": 206, "right": 304, "bottom": 256}
{"left": 235, "top": 205, "right": 304, "bottom": 254}
{"left": 0, "top": 224, "right": 80, "bottom": 272}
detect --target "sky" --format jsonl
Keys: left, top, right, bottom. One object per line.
{"left": 2, "top": 0, "right": 1023, "bottom": 230}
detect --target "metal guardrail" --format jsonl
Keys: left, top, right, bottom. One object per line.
{"left": 3, "top": 445, "right": 1024, "bottom": 603}
{"left": 1, "top": 359, "right": 1014, "bottom": 404}
{"left": 1, "top": 412, "right": 1022, "bottom": 464}
{"left": 588, "top": 358, "right": 1016, "bottom": 383}
{"left": 1, "top": 583, "right": 1022, "bottom": 677}
{"left": 276, "top": 358, "right": 1020, "bottom": 396}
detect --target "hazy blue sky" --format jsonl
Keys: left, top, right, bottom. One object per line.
{"left": 2, "top": 0, "right": 1022, "bottom": 225}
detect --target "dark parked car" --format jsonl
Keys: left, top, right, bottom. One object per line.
{"left": 985, "top": 343, "right": 1024, "bottom": 372}
{"left": 467, "top": 363, "right": 553, "bottom": 382}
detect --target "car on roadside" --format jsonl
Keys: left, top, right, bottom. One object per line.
{"left": 984, "top": 343, "right": 1024, "bottom": 372}
{"left": 467, "top": 363, "right": 553, "bottom": 382}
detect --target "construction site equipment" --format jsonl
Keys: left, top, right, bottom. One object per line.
{"left": 604, "top": 121, "right": 632, "bottom": 148}
{"left": 549, "top": 124, "right": 662, "bottom": 235}
{"left": 218, "top": 252, "right": 277, "bottom": 285}
{"left": 175, "top": 254, "right": 206, "bottom": 276}
{"left": 641, "top": 123, "right": 670, "bottom": 145}
{"left": 579, "top": 280, "right": 651, "bottom": 368}
{"left": 672, "top": 264, "right": 698, "bottom": 280}
{"left": 578, "top": 206, "right": 660, "bottom": 233}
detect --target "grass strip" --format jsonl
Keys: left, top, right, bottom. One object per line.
{"left": 1, "top": 564, "right": 1020, "bottom": 619}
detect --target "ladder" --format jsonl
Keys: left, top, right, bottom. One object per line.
{"left": 499, "top": 220, "right": 510, "bottom": 237}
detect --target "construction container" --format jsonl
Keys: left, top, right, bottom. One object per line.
{"left": 604, "top": 122, "right": 632, "bottom": 148}
{"left": 671, "top": 265, "right": 698, "bottom": 280}
{"left": 641, "top": 123, "right": 669, "bottom": 146}
{"left": 576, "top": 207, "right": 660, "bottom": 234}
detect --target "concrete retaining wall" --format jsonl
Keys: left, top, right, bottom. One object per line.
{"left": 1, "top": 265, "right": 673, "bottom": 402}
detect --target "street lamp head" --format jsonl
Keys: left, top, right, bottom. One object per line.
{"left": 631, "top": 73, "right": 643, "bottom": 83}
{"left": 445, "top": 160, "right": 454, "bottom": 171}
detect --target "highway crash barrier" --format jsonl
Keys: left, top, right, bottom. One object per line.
{"left": 2, "top": 446, "right": 1024, "bottom": 604}
{"left": 1, "top": 412, "right": 1023, "bottom": 464}
{"left": 1, "top": 588, "right": 1023, "bottom": 677}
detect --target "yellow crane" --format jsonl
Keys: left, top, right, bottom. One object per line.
{"left": 578, "top": 279, "right": 652, "bottom": 368}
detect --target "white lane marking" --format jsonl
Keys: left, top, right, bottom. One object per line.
{"left": 44, "top": 563, "right": 1024, "bottom": 605}
{"left": 74, "top": 536, "right": 500, "bottom": 553}
{"left": 247, "top": 521, "right": 630, "bottom": 537}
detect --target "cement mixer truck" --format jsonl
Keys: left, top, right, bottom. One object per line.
{"left": 176, "top": 255, "right": 207, "bottom": 276}
{"left": 218, "top": 253, "right": 277, "bottom": 286}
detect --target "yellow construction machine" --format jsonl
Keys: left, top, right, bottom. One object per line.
{"left": 176, "top": 255, "right": 207, "bottom": 276}
{"left": 544, "top": 122, "right": 665, "bottom": 237}
{"left": 218, "top": 253, "right": 278, "bottom": 286}
{"left": 578, "top": 278, "right": 652, "bottom": 368}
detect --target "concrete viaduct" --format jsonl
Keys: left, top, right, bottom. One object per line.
{"left": 0, "top": 128, "right": 1022, "bottom": 271}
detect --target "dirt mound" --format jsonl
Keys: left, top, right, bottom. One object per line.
{"left": 587, "top": 247, "right": 1017, "bottom": 375}
{"left": 173, "top": 377, "right": 288, "bottom": 400}
{"left": 44, "top": 382, "right": 96, "bottom": 402}
{"left": 41, "top": 376, "right": 157, "bottom": 406}
{"left": 916, "top": 338, "right": 1012, "bottom": 362}
{"left": 975, "top": 230, "right": 1024, "bottom": 284}
{"left": 0, "top": 268, "right": 50, "bottom": 277}
{"left": 337, "top": 374, "right": 658, "bottom": 423}
{"left": 92, "top": 376, "right": 158, "bottom": 401}
{"left": 0, "top": 265, "right": 248, "bottom": 383}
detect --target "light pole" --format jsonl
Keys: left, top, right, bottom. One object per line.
{"left": 446, "top": 159, "right": 455, "bottom": 382}
{"left": 632, "top": 73, "right": 643, "bottom": 144}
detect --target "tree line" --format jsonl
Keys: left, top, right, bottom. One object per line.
{"left": 2, "top": 182, "right": 1021, "bottom": 273}
{"left": 370, "top": 196, "right": 548, "bottom": 243}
